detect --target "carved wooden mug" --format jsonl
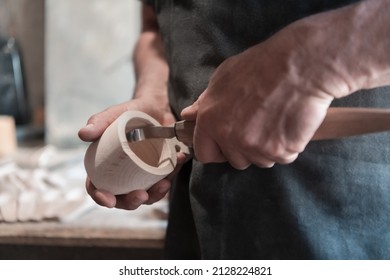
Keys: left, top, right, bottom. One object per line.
{"left": 84, "top": 111, "right": 181, "bottom": 195}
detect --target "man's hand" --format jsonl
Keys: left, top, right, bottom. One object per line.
{"left": 78, "top": 3, "right": 181, "bottom": 210}
{"left": 78, "top": 97, "right": 184, "bottom": 210}
{"left": 182, "top": 0, "right": 390, "bottom": 170}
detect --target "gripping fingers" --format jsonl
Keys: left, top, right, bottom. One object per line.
{"left": 115, "top": 190, "right": 149, "bottom": 210}
{"left": 144, "top": 179, "right": 171, "bottom": 205}
{"left": 85, "top": 178, "right": 116, "bottom": 208}
{"left": 143, "top": 151, "right": 188, "bottom": 205}
{"left": 193, "top": 132, "right": 227, "bottom": 164}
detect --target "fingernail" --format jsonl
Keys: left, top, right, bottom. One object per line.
{"left": 181, "top": 105, "right": 192, "bottom": 113}
{"left": 95, "top": 191, "right": 116, "bottom": 208}
{"left": 82, "top": 123, "right": 94, "bottom": 131}
{"left": 159, "top": 183, "right": 170, "bottom": 194}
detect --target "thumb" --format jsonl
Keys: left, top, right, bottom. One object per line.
{"left": 78, "top": 120, "right": 109, "bottom": 142}
{"left": 180, "top": 91, "right": 227, "bottom": 164}
{"left": 78, "top": 102, "right": 130, "bottom": 142}
{"left": 181, "top": 91, "right": 205, "bottom": 120}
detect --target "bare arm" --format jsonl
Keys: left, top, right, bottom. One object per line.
{"left": 182, "top": 0, "right": 390, "bottom": 169}
{"left": 132, "top": 5, "right": 171, "bottom": 115}
{"left": 287, "top": 0, "right": 390, "bottom": 97}
{"left": 79, "top": 4, "right": 172, "bottom": 142}
{"left": 78, "top": 5, "right": 184, "bottom": 210}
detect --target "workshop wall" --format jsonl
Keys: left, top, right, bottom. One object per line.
{"left": 45, "top": 0, "right": 141, "bottom": 148}
{"left": 0, "top": 0, "right": 45, "bottom": 126}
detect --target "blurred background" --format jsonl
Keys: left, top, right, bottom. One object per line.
{"left": 1, "top": 0, "right": 141, "bottom": 147}
{"left": 0, "top": 0, "right": 168, "bottom": 259}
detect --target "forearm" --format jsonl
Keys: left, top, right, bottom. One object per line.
{"left": 133, "top": 4, "right": 169, "bottom": 101}
{"left": 352, "top": 0, "right": 390, "bottom": 91}
{"left": 78, "top": 6, "right": 172, "bottom": 147}
{"left": 288, "top": 0, "right": 390, "bottom": 99}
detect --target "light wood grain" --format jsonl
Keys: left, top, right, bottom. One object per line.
{"left": 0, "top": 116, "right": 17, "bottom": 157}
{"left": 174, "top": 120, "right": 196, "bottom": 146}
{"left": 313, "top": 107, "right": 390, "bottom": 140}
{"left": 84, "top": 111, "right": 178, "bottom": 195}
{"left": 0, "top": 221, "right": 164, "bottom": 249}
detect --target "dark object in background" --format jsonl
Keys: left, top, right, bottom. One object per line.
{"left": 0, "top": 37, "right": 30, "bottom": 125}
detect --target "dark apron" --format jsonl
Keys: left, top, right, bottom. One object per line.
{"left": 147, "top": 0, "right": 390, "bottom": 259}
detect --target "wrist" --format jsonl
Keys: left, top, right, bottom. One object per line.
{"left": 288, "top": 0, "right": 390, "bottom": 99}
{"left": 133, "top": 84, "right": 170, "bottom": 108}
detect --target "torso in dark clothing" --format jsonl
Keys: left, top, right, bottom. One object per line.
{"left": 147, "top": 0, "right": 390, "bottom": 259}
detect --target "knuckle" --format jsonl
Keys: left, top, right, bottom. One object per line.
{"left": 194, "top": 149, "right": 209, "bottom": 163}
{"left": 269, "top": 141, "right": 287, "bottom": 158}
{"left": 239, "top": 133, "right": 259, "bottom": 150}
{"left": 230, "top": 160, "right": 250, "bottom": 170}
{"left": 86, "top": 114, "right": 101, "bottom": 126}
{"left": 254, "top": 161, "right": 274, "bottom": 168}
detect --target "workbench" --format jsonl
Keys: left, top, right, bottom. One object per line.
{"left": 0, "top": 203, "right": 167, "bottom": 259}
{"left": 0, "top": 145, "right": 167, "bottom": 260}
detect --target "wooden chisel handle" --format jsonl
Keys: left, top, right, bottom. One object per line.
{"left": 313, "top": 107, "right": 390, "bottom": 140}
{"left": 175, "top": 107, "right": 390, "bottom": 146}
{"left": 174, "top": 120, "right": 196, "bottom": 146}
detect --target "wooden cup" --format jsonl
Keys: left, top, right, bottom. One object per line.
{"left": 84, "top": 111, "right": 178, "bottom": 195}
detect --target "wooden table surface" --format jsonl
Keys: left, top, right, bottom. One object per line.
{"left": 0, "top": 195, "right": 168, "bottom": 248}
{"left": 0, "top": 149, "right": 167, "bottom": 258}
{"left": 0, "top": 220, "right": 165, "bottom": 249}
{"left": 0, "top": 204, "right": 167, "bottom": 259}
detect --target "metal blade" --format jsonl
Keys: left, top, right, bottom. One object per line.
{"left": 126, "top": 126, "right": 176, "bottom": 142}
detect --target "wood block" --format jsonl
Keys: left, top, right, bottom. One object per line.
{"left": 0, "top": 177, "right": 18, "bottom": 223}
{"left": 0, "top": 193, "right": 17, "bottom": 223}
{"left": 0, "top": 116, "right": 17, "bottom": 158}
